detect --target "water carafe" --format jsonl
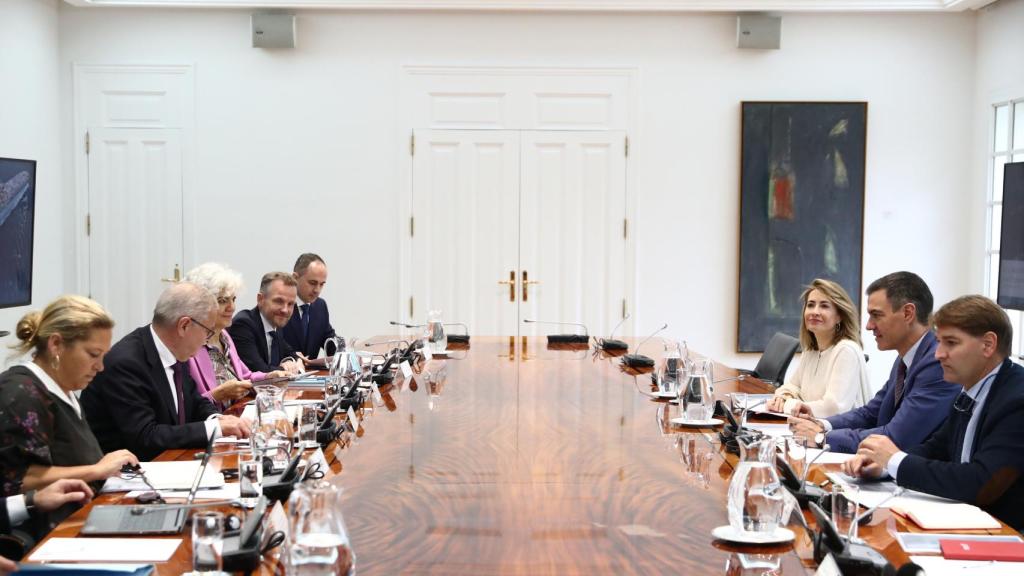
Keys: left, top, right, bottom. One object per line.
{"left": 679, "top": 357, "right": 714, "bottom": 422}
{"left": 727, "top": 436, "right": 787, "bottom": 534}
{"left": 423, "top": 309, "right": 447, "bottom": 354}
{"left": 288, "top": 480, "right": 356, "bottom": 575}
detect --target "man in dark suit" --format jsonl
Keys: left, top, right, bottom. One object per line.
{"left": 82, "top": 283, "right": 251, "bottom": 461}
{"left": 282, "top": 253, "right": 337, "bottom": 366}
{"left": 228, "top": 272, "right": 303, "bottom": 374}
{"left": 846, "top": 295, "right": 1024, "bottom": 529}
{"left": 790, "top": 272, "right": 960, "bottom": 453}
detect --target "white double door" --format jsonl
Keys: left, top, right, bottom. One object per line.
{"left": 87, "top": 127, "right": 183, "bottom": 338}
{"left": 411, "top": 129, "right": 628, "bottom": 338}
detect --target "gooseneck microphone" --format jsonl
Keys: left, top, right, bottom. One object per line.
{"left": 622, "top": 323, "right": 667, "bottom": 368}
{"left": 598, "top": 314, "right": 630, "bottom": 351}
{"left": 523, "top": 319, "right": 589, "bottom": 344}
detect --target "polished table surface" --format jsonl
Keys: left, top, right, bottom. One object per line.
{"left": 31, "top": 336, "right": 1020, "bottom": 574}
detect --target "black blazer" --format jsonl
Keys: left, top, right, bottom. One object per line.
{"left": 282, "top": 297, "right": 336, "bottom": 358}
{"left": 898, "top": 358, "right": 1024, "bottom": 529}
{"left": 227, "top": 307, "right": 296, "bottom": 373}
{"left": 80, "top": 326, "right": 218, "bottom": 461}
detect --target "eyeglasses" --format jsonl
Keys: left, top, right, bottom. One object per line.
{"left": 188, "top": 316, "right": 216, "bottom": 341}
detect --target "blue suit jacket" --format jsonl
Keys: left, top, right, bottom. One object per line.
{"left": 282, "top": 297, "right": 336, "bottom": 358}
{"left": 898, "top": 359, "right": 1024, "bottom": 529}
{"left": 227, "top": 307, "right": 297, "bottom": 373}
{"left": 825, "top": 331, "right": 960, "bottom": 453}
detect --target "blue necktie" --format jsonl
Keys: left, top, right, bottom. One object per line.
{"left": 301, "top": 303, "right": 310, "bottom": 341}
{"left": 268, "top": 330, "right": 281, "bottom": 365}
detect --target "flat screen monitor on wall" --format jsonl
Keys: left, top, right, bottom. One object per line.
{"left": 0, "top": 157, "right": 36, "bottom": 309}
{"left": 998, "top": 162, "right": 1024, "bottom": 311}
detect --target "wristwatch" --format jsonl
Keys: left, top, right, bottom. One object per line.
{"left": 814, "top": 431, "right": 826, "bottom": 447}
{"left": 24, "top": 489, "right": 37, "bottom": 514}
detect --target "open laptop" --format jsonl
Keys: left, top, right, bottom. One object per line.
{"left": 81, "top": 446, "right": 213, "bottom": 536}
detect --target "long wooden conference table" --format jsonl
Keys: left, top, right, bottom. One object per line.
{"left": 32, "top": 336, "right": 1020, "bottom": 574}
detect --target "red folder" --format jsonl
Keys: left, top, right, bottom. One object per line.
{"left": 940, "top": 539, "right": 1024, "bottom": 562}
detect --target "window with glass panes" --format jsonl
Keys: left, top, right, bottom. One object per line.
{"left": 988, "top": 100, "right": 1024, "bottom": 356}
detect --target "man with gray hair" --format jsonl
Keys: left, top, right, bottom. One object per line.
{"left": 82, "top": 282, "right": 252, "bottom": 461}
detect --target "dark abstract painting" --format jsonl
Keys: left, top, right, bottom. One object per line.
{"left": 0, "top": 157, "right": 36, "bottom": 309}
{"left": 738, "top": 102, "right": 866, "bottom": 352}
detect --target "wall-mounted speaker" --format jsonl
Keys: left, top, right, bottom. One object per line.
{"left": 252, "top": 14, "right": 296, "bottom": 49}
{"left": 737, "top": 15, "right": 781, "bottom": 50}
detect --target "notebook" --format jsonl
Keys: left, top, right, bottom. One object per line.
{"left": 941, "top": 539, "right": 1024, "bottom": 562}
{"left": 891, "top": 501, "right": 1001, "bottom": 530}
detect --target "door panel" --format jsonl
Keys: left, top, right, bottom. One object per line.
{"left": 412, "top": 130, "right": 520, "bottom": 336}
{"left": 88, "top": 128, "right": 183, "bottom": 338}
{"left": 520, "top": 131, "right": 627, "bottom": 338}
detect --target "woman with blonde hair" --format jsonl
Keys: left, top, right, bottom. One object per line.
{"left": 0, "top": 296, "right": 138, "bottom": 499}
{"left": 766, "top": 279, "right": 870, "bottom": 417}
{"left": 184, "top": 263, "right": 288, "bottom": 410}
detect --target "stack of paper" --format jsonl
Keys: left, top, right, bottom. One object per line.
{"left": 891, "top": 500, "right": 1001, "bottom": 530}
{"left": 29, "top": 538, "right": 181, "bottom": 562}
{"left": 911, "top": 555, "right": 1021, "bottom": 575}
{"left": 100, "top": 460, "right": 224, "bottom": 492}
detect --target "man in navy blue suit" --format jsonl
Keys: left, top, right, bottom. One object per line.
{"left": 282, "top": 253, "right": 337, "bottom": 367}
{"left": 229, "top": 272, "right": 304, "bottom": 374}
{"left": 845, "top": 295, "right": 1024, "bottom": 529}
{"left": 790, "top": 272, "right": 960, "bottom": 453}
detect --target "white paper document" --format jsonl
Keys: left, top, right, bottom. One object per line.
{"left": 101, "top": 460, "right": 224, "bottom": 492}
{"left": 125, "top": 482, "right": 241, "bottom": 501}
{"left": 807, "top": 447, "right": 854, "bottom": 465}
{"left": 745, "top": 423, "right": 792, "bottom": 438}
{"left": 911, "top": 555, "right": 1021, "bottom": 575}
{"left": 29, "top": 538, "right": 181, "bottom": 562}
{"left": 896, "top": 532, "right": 1023, "bottom": 554}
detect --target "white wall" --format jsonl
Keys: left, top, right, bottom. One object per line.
{"left": 56, "top": 7, "right": 978, "bottom": 390}
{"left": 0, "top": 0, "right": 61, "bottom": 359}
{"left": 973, "top": 0, "right": 1024, "bottom": 356}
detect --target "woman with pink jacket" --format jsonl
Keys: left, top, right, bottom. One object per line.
{"left": 184, "top": 263, "right": 288, "bottom": 411}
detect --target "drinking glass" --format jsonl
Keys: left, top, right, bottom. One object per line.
{"left": 192, "top": 511, "right": 225, "bottom": 574}
{"left": 731, "top": 392, "right": 749, "bottom": 426}
{"left": 299, "top": 404, "right": 319, "bottom": 448}
{"left": 832, "top": 483, "right": 860, "bottom": 541}
{"left": 784, "top": 436, "right": 808, "bottom": 482}
{"left": 423, "top": 310, "right": 447, "bottom": 354}
{"left": 238, "top": 452, "right": 262, "bottom": 509}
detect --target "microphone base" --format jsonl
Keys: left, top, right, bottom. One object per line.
{"left": 599, "top": 338, "right": 629, "bottom": 351}
{"left": 789, "top": 485, "right": 828, "bottom": 509}
{"left": 448, "top": 334, "right": 470, "bottom": 344}
{"left": 222, "top": 531, "right": 263, "bottom": 573}
{"left": 547, "top": 334, "right": 590, "bottom": 344}
{"left": 814, "top": 536, "right": 892, "bottom": 575}
{"left": 622, "top": 354, "right": 655, "bottom": 368}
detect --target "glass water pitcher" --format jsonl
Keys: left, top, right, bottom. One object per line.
{"left": 288, "top": 480, "right": 356, "bottom": 575}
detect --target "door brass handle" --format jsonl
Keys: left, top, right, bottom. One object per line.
{"left": 522, "top": 270, "right": 540, "bottom": 302}
{"left": 160, "top": 264, "right": 181, "bottom": 283}
{"left": 497, "top": 270, "right": 516, "bottom": 302}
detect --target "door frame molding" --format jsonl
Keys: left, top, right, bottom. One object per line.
{"left": 397, "top": 64, "right": 639, "bottom": 332}
{"left": 72, "top": 63, "right": 195, "bottom": 296}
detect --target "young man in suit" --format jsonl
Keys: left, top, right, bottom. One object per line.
{"left": 789, "top": 272, "right": 960, "bottom": 453}
{"left": 228, "top": 272, "right": 303, "bottom": 374}
{"left": 81, "top": 283, "right": 251, "bottom": 461}
{"left": 846, "top": 295, "right": 1024, "bottom": 529}
{"left": 283, "top": 253, "right": 337, "bottom": 367}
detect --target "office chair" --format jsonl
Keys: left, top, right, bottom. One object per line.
{"left": 739, "top": 332, "right": 800, "bottom": 387}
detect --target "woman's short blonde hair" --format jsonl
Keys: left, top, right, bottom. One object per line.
{"left": 11, "top": 295, "right": 115, "bottom": 358}
{"left": 799, "top": 279, "right": 862, "bottom": 351}
{"left": 184, "top": 262, "right": 244, "bottom": 300}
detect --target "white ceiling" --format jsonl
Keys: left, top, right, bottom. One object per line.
{"left": 62, "top": 0, "right": 998, "bottom": 12}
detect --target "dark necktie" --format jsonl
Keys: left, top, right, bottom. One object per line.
{"left": 171, "top": 361, "right": 186, "bottom": 424}
{"left": 893, "top": 360, "right": 908, "bottom": 407}
{"left": 301, "top": 304, "right": 310, "bottom": 341}
{"left": 952, "top": 392, "right": 977, "bottom": 463}
{"left": 268, "top": 330, "right": 281, "bottom": 365}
